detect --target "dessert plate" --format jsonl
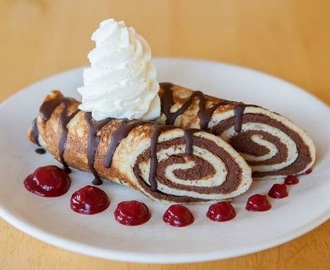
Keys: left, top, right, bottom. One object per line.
{"left": 0, "top": 58, "right": 329, "bottom": 263}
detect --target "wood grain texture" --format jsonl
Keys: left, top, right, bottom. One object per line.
{"left": 0, "top": 0, "right": 329, "bottom": 269}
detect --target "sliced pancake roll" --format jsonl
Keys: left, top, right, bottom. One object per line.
{"left": 28, "top": 91, "right": 252, "bottom": 203}
{"left": 158, "top": 83, "right": 316, "bottom": 179}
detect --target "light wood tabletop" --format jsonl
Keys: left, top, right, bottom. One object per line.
{"left": 1, "top": 1, "right": 329, "bottom": 269}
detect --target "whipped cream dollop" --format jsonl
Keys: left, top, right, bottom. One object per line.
{"left": 77, "top": 18, "right": 160, "bottom": 121}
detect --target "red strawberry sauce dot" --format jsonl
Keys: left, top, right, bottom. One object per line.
{"left": 206, "top": 201, "right": 236, "bottom": 222}
{"left": 284, "top": 175, "right": 299, "bottom": 185}
{"left": 70, "top": 185, "right": 110, "bottom": 215}
{"left": 268, "top": 183, "right": 288, "bottom": 199}
{"left": 305, "top": 168, "right": 313, "bottom": 175}
{"left": 114, "top": 200, "right": 151, "bottom": 226}
{"left": 246, "top": 194, "right": 271, "bottom": 212}
{"left": 24, "top": 165, "right": 71, "bottom": 197}
{"left": 163, "top": 204, "right": 194, "bottom": 227}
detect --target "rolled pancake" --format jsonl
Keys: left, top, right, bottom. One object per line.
{"left": 158, "top": 83, "right": 316, "bottom": 179}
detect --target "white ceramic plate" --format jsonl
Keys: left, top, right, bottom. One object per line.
{"left": 0, "top": 58, "right": 329, "bottom": 264}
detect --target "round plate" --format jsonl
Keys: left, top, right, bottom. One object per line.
{"left": 0, "top": 58, "right": 329, "bottom": 263}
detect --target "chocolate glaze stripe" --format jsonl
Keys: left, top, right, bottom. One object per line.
{"left": 184, "top": 129, "right": 200, "bottom": 155}
{"left": 234, "top": 103, "right": 246, "bottom": 133}
{"left": 39, "top": 96, "right": 79, "bottom": 173}
{"left": 159, "top": 82, "right": 176, "bottom": 124}
{"left": 149, "top": 123, "right": 161, "bottom": 191}
{"left": 58, "top": 100, "right": 79, "bottom": 173}
{"left": 160, "top": 82, "right": 244, "bottom": 132}
{"left": 85, "top": 113, "right": 112, "bottom": 185}
{"left": 148, "top": 124, "right": 175, "bottom": 191}
{"left": 198, "top": 101, "right": 228, "bottom": 130}
{"left": 104, "top": 120, "right": 146, "bottom": 168}
{"left": 39, "top": 97, "right": 65, "bottom": 121}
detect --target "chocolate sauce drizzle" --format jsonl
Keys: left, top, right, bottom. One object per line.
{"left": 58, "top": 101, "right": 79, "bottom": 173}
{"left": 85, "top": 113, "right": 111, "bottom": 185}
{"left": 184, "top": 129, "right": 200, "bottom": 155}
{"left": 160, "top": 82, "right": 246, "bottom": 133}
{"left": 39, "top": 97, "right": 79, "bottom": 173}
{"left": 148, "top": 124, "right": 161, "bottom": 191}
{"left": 148, "top": 124, "right": 175, "bottom": 191}
{"left": 234, "top": 103, "right": 246, "bottom": 132}
{"left": 40, "top": 97, "right": 65, "bottom": 121}
{"left": 36, "top": 94, "right": 204, "bottom": 192}
{"left": 104, "top": 120, "right": 145, "bottom": 168}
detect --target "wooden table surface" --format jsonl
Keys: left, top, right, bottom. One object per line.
{"left": 1, "top": 0, "right": 329, "bottom": 269}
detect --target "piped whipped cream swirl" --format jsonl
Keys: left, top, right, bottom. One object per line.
{"left": 78, "top": 18, "right": 160, "bottom": 121}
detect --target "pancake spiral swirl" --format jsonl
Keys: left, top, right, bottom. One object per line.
{"left": 131, "top": 129, "right": 252, "bottom": 202}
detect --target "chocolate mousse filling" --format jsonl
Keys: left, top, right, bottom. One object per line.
{"left": 230, "top": 130, "right": 288, "bottom": 166}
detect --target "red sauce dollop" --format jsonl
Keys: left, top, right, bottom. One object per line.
{"left": 114, "top": 200, "right": 151, "bottom": 226}
{"left": 284, "top": 175, "right": 299, "bottom": 185}
{"left": 246, "top": 194, "right": 271, "bottom": 212}
{"left": 268, "top": 183, "right": 288, "bottom": 199}
{"left": 206, "top": 201, "right": 236, "bottom": 222}
{"left": 163, "top": 204, "right": 194, "bottom": 227}
{"left": 305, "top": 168, "right": 313, "bottom": 175}
{"left": 24, "top": 165, "right": 71, "bottom": 197}
{"left": 71, "top": 185, "right": 110, "bottom": 215}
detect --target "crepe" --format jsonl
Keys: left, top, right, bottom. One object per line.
{"left": 158, "top": 83, "right": 316, "bottom": 179}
